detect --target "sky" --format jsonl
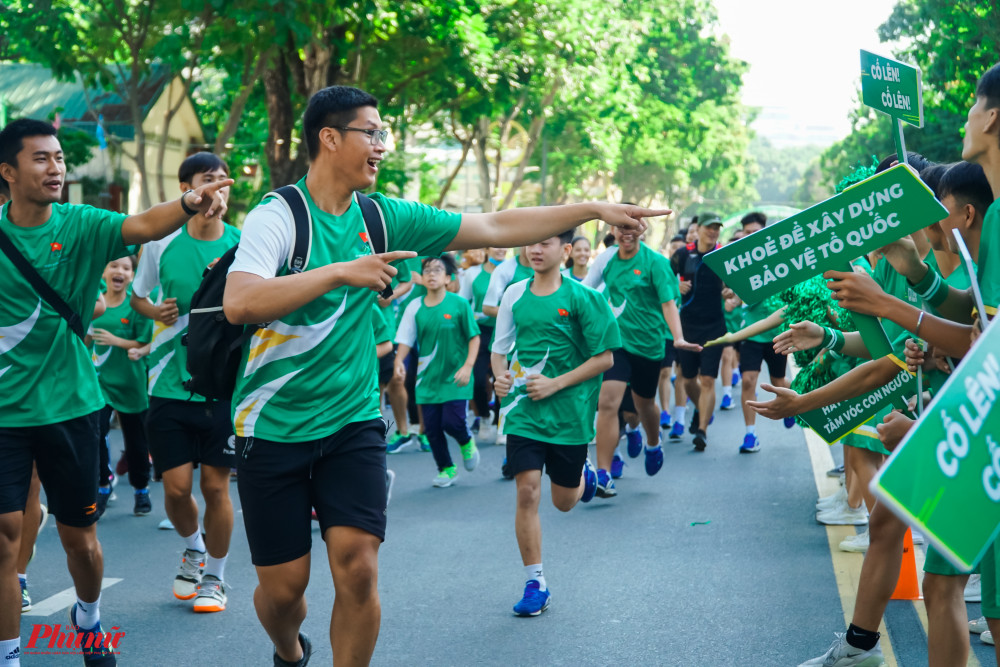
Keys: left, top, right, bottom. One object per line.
{"left": 714, "top": 0, "right": 901, "bottom": 147}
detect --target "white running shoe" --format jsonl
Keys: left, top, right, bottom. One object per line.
{"left": 966, "top": 574, "right": 982, "bottom": 602}
{"left": 158, "top": 518, "right": 175, "bottom": 531}
{"left": 192, "top": 575, "right": 227, "bottom": 613}
{"left": 798, "top": 633, "right": 884, "bottom": 666}
{"left": 840, "top": 530, "right": 869, "bottom": 553}
{"left": 817, "top": 504, "right": 869, "bottom": 526}
{"left": 817, "top": 486, "right": 848, "bottom": 511}
{"left": 495, "top": 433, "right": 507, "bottom": 447}
{"left": 983, "top": 630, "right": 995, "bottom": 646}
{"left": 970, "top": 615, "right": 989, "bottom": 634}
{"left": 173, "top": 548, "right": 205, "bottom": 600}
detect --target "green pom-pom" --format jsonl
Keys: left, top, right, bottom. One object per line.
{"left": 835, "top": 156, "right": 879, "bottom": 194}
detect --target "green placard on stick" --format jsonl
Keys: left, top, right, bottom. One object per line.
{"left": 873, "top": 319, "right": 1000, "bottom": 571}
{"left": 703, "top": 164, "right": 947, "bottom": 304}
{"left": 799, "top": 366, "right": 916, "bottom": 444}
{"left": 860, "top": 50, "right": 923, "bottom": 128}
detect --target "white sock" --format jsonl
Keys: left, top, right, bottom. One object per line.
{"left": 74, "top": 595, "right": 100, "bottom": 628}
{"left": 723, "top": 386, "right": 732, "bottom": 399}
{"left": 16, "top": 574, "right": 24, "bottom": 583}
{"left": 673, "top": 406, "right": 686, "bottom": 424}
{"left": 624, "top": 424, "right": 636, "bottom": 433}
{"left": 183, "top": 529, "right": 206, "bottom": 553}
{"left": 204, "top": 554, "right": 228, "bottom": 580}
{"left": 746, "top": 425, "right": 756, "bottom": 435}
{"left": 524, "top": 564, "right": 546, "bottom": 591}
{"left": 646, "top": 443, "right": 661, "bottom": 451}
{"left": 1, "top": 638, "right": 20, "bottom": 667}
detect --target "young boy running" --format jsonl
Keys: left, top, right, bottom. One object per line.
{"left": 89, "top": 256, "right": 153, "bottom": 515}
{"left": 0, "top": 118, "right": 230, "bottom": 667}
{"left": 395, "top": 254, "right": 481, "bottom": 487}
{"left": 491, "top": 229, "right": 618, "bottom": 616}
{"left": 131, "top": 152, "right": 239, "bottom": 613}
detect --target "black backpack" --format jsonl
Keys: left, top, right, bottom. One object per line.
{"left": 182, "top": 186, "right": 388, "bottom": 400}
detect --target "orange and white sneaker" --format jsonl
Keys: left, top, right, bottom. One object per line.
{"left": 193, "top": 575, "right": 227, "bottom": 613}
{"left": 173, "top": 548, "right": 205, "bottom": 600}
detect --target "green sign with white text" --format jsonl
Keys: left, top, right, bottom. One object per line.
{"left": 873, "top": 320, "right": 1000, "bottom": 571}
{"left": 800, "top": 366, "right": 916, "bottom": 444}
{"left": 704, "top": 164, "right": 947, "bottom": 304}
{"left": 860, "top": 50, "right": 923, "bottom": 128}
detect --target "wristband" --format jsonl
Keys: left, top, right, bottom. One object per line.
{"left": 911, "top": 264, "right": 949, "bottom": 308}
{"left": 180, "top": 189, "right": 198, "bottom": 216}
{"left": 820, "top": 327, "right": 834, "bottom": 349}
{"left": 825, "top": 328, "right": 845, "bottom": 353}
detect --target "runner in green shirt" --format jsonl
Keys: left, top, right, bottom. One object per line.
{"left": 130, "top": 152, "right": 240, "bottom": 615}
{"left": 0, "top": 118, "right": 231, "bottom": 666}
{"left": 491, "top": 228, "right": 617, "bottom": 617}
{"left": 395, "top": 254, "right": 480, "bottom": 486}
{"left": 222, "top": 85, "right": 670, "bottom": 665}
{"left": 88, "top": 256, "right": 153, "bottom": 518}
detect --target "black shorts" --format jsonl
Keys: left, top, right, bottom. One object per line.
{"left": 146, "top": 398, "right": 235, "bottom": 475}
{"left": 378, "top": 348, "right": 396, "bottom": 386}
{"left": 0, "top": 411, "right": 101, "bottom": 527}
{"left": 739, "top": 340, "right": 787, "bottom": 378}
{"left": 677, "top": 345, "right": 725, "bottom": 379}
{"left": 604, "top": 349, "right": 660, "bottom": 399}
{"left": 236, "top": 418, "right": 388, "bottom": 566}
{"left": 660, "top": 339, "right": 677, "bottom": 369}
{"left": 506, "top": 434, "right": 588, "bottom": 488}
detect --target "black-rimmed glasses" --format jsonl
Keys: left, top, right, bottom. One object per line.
{"left": 332, "top": 126, "right": 389, "bottom": 146}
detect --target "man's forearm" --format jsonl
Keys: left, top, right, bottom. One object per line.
{"left": 224, "top": 266, "right": 347, "bottom": 325}
{"left": 876, "top": 297, "right": 973, "bottom": 357}
{"left": 662, "top": 301, "right": 686, "bottom": 343}
{"left": 121, "top": 199, "right": 193, "bottom": 246}
{"left": 449, "top": 203, "right": 605, "bottom": 250}
{"left": 554, "top": 351, "right": 614, "bottom": 390}
{"left": 130, "top": 293, "right": 159, "bottom": 321}
{"left": 796, "top": 356, "right": 900, "bottom": 413}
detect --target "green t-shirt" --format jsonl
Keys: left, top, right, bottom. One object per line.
{"left": 0, "top": 202, "right": 131, "bottom": 427}
{"left": 90, "top": 290, "right": 153, "bottom": 413}
{"left": 873, "top": 256, "right": 923, "bottom": 355}
{"left": 724, "top": 300, "right": 743, "bottom": 334}
{"left": 979, "top": 199, "right": 1000, "bottom": 317}
{"left": 133, "top": 223, "right": 241, "bottom": 401}
{"left": 459, "top": 264, "right": 497, "bottom": 329}
{"left": 483, "top": 255, "right": 534, "bottom": 309}
{"left": 228, "top": 180, "right": 462, "bottom": 441}
{"left": 742, "top": 300, "right": 783, "bottom": 344}
{"left": 493, "top": 276, "right": 621, "bottom": 444}
{"left": 396, "top": 291, "right": 478, "bottom": 404}
{"left": 372, "top": 302, "right": 393, "bottom": 345}
{"left": 583, "top": 243, "right": 678, "bottom": 358}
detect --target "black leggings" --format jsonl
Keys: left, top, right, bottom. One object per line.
{"left": 472, "top": 324, "right": 496, "bottom": 422}
{"left": 99, "top": 404, "right": 151, "bottom": 490}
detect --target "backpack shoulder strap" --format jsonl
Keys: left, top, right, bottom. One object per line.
{"left": 0, "top": 227, "right": 85, "bottom": 340}
{"left": 264, "top": 185, "right": 312, "bottom": 274}
{"left": 355, "top": 192, "right": 388, "bottom": 254}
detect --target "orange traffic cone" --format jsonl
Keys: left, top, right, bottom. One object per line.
{"left": 891, "top": 528, "right": 921, "bottom": 600}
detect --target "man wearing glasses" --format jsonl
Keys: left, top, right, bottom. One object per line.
{"left": 223, "top": 86, "right": 670, "bottom": 666}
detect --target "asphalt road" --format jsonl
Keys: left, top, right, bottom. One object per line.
{"left": 17, "top": 384, "right": 989, "bottom": 666}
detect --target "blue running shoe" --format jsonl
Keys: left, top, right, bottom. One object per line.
{"left": 610, "top": 452, "right": 624, "bottom": 479}
{"left": 644, "top": 445, "right": 664, "bottom": 476}
{"left": 740, "top": 433, "right": 761, "bottom": 453}
{"left": 668, "top": 421, "right": 685, "bottom": 440}
{"left": 659, "top": 410, "right": 671, "bottom": 429}
{"left": 626, "top": 429, "right": 643, "bottom": 458}
{"left": 783, "top": 416, "right": 796, "bottom": 429}
{"left": 732, "top": 370, "right": 741, "bottom": 386}
{"left": 595, "top": 469, "right": 617, "bottom": 498}
{"left": 386, "top": 433, "right": 417, "bottom": 454}
{"left": 501, "top": 457, "right": 514, "bottom": 480}
{"left": 581, "top": 459, "right": 598, "bottom": 503}
{"left": 720, "top": 394, "right": 734, "bottom": 410}
{"left": 513, "top": 580, "right": 551, "bottom": 616}
{"left": 69, "top": 603, "right": 117, "bottom": 666}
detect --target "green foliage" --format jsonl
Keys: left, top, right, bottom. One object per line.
{"left": 56, "top": 126, "right": 95, "bottom": 171}
{"left": 751, "top": 137, "right": 825, "bottom": 208}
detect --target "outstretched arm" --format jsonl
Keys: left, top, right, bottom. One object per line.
{"left": 121, "top": 179, "right": 233, "bottom": 245}
{"left": 706, "top": 307, "right": 786, "bottom": 347}
{"left": 448, "top": 203, "right": 669, "bottom": 251}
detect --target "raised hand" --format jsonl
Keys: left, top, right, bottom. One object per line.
{"left": 184, "top": 178, "right": 235, "bottom": 219}
{"left": 745, "top": 383, "right": 802, "bottom": 419}
{"left": 340, "top": 251, "right": 418, "bottom": 293}
{"left": 773, "top": 321, "right": 824, "bottom": 356}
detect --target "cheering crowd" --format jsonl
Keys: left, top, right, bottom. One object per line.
{"left": 0, "top": 61, "right": 998, "bottom": 667}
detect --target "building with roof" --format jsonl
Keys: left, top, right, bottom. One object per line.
{"left": 0, "top": 62, "right": 205, "bottom": 212}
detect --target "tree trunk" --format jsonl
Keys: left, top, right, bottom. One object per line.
{"left": 472, "top": 117, "right": 493, "bottom": 212}
{"left": 263, "top": 49, "right": 307, "bottom": 187}
{"left": 434, "top": 138, "right": 472, "bottom": 208}
{"left": 214, "top": 50, "right": 268, "bottom": 155}
{"left": 499, "top": 82, "right": 560, "bottom": 210}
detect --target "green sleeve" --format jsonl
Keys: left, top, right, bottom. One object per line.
{"left": 377, "top": 195, "right": 462, "bottom": 257}
{"left": 134, "top": 310, "right": 153, "bottom": 345}
{"left": 83, "top": 206, "right": 131, "bottom": 263}
{"left": 579, "top": 287, "right": 622, "bottom": 356}
{"left": 372, "top": 303, "right": 392, "bottom": 344}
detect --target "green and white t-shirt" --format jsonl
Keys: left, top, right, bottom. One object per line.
{"left": 228, "top": 180, "right": 462, "bottom": 441}
{"left": 90, "top": 290, "right": 152, "bottom": 413}
{"left": 583, "top": 243, "right": 678, "bottom": 359}
{"left": 979, "top": 199, "right": 1000, "bottom": 317}
{"left": 873, "top": 256, "right": 924, "bottom": 355}
{"left": 483, "top": 255, "right": 533, "bottom": 309}
{"left": 0, "top": 202, "right": 131, "bottom": 427}
{"left": 492, "top": 276, "right": 621, "bottom": 444}
{"left": 372, "top": 302, "right": 393, "bottom": 345}
{"left": 458, "top": 263, "right": 497, "bottom": 328}
{"left": 395, "top": 291, "right": 478, "bottom": 404}
{"left": 133, "top": 223, "right": 241, "bottom": 401}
